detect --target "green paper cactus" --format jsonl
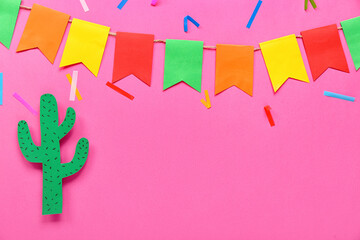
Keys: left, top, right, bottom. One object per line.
{"left": 17, "top": 94, "right": 89, "bottom": 215}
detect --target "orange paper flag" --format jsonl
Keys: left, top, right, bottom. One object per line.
{"left": 112, "top": 32, "right": 154, "bottom": 86}
{"left": 16, "top": 4, "right": 70, "bottom": 64}
{"left": 215, "top": 44, "right": 254, "bottom": 96}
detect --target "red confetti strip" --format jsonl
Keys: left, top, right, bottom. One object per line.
{"left": 264, "top": 105, "right": 275, "bottom": 127}
{"left": 106, "top": 82, "right": 134, "bottom": 100}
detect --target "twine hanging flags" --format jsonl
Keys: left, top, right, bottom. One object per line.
{"left": 59, "top": 19, "right": 110, "bottom": 77}
{"left": 163, "top": 40, "right": 204, "bottom": 92}
{"left": 112, "top": 32, "right": 155, "bottom": 86}
{"left": 341, "top": 17, "right": 360, "bottom": 70}
{"left": 17, "top": 4, "right": 70, "bottom": 64}
{"left": 0, "top": 0, "right": 21, "bottom": 48}
{"left": 215, "top": 44, "right": 254, "bottom": 96}
{"left": 260, "top": 35, "right": 309, "bottom": 92}
{"left": 301, "top": 24, "right": 349, "bottom": 80}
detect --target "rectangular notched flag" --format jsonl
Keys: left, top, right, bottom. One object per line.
{"left": 341, "top": 17, "right": 360, "bottom": 70}
{"left": 60, "top": 18, "right": 110, "bottom": 77}
{"left": 215, "top": 44, "right": 254, "bottom": 96}
{"left": 17, "top": 4, "right": 70, "bottom": 64}
{"left": 163, "top": 39, "right": 204, "bottom": 92}
{"left": 112, "top": 32, "right": 154, "bottom": 86}
{"left": 260, "top": 34, "right": 309, "bottom": 92}
{"left": 301, "top": 24, "right": 349, "bottom": 80}
{"left": 0, "top": 0, "right": 21, "bottom": 49}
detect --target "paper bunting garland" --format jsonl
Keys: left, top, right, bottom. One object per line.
{"left": 17, "top": 4, "right": 70, "bottom": 64}
{"left": 17, "top": 94, "right": 89, "bottom": 215}
{"left": 0, "top": 0, "right": 21, "bottom": 49}
{"left": 260, "top": 34, "right": 309, "bottom": 92}
{"left": 3, "top": 3, "right": 360, "bottom": 96}
{"left": 341, "top": 17, "right": 360, "bottom": 70}
{"left": 163, "top": 39, "right": 204, "bottom": 92}
{"left": 112, "top": 32, "right": 155, "bottom": 86}
{"left": 301, "top": 24, "right": 349, "bottom": 80}
{"left": 215, "top": 44, "right": 254, "bottom": 96}
{"left": 59, "top": 19, "right": 110, "bottom": 76}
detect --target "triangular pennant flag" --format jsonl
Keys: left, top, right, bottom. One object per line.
{"left": 17, "top": 4, "right": 70, "bottom": 64}
{"left": 341, "top": 17, "right": 360, "bottom": 70}
{"left": 301, "top": 24, "right": 349, "bottom": 80}
{"left": 112, "top": 32, "right": 154, "bottom": 86}
{"left": 0, "top": 0, "right": 21, "bottom": 49}
{"left": 59, "top": 18, "right": 110, "bottom": 76}
{"left": 260, "top": 34, "right": 309, "bottom": 92}
{"left": 163, "top": 39, "right": 203, "bottom": 92}
{"left": 215, "top": 44, "right": 254, "bottom": 96}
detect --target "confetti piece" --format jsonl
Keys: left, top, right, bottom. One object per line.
{"left": 264, "top": 105, "right": 275, "bottom": 127}
{"left": 79, "top": 0, "right": 89, "bottom": 12}
{"left": 106, "top": 82, "right": 134, "bottom": 100}
{"left": 0, "top": 73, "right": 3, "bottom": 105}
{"left": 66, "top": 74, "right": 82, "bottom": 100}
{"left": 117, "top": 0, "right": 128, "bottom": 10}
{"left": 69, "top": 71, "right": 78, "bottom": 101}
{"left": 200, "top": 90, "right": 211, "bottom": 109}
{"left": 324, "top": 91, "right": 355, "bottom": 102}
{"left": 305, "top": 0, "right": 317, "bottom": 10}
{"left": 246, "top": 0, "right": 262, "bottom": 29}
{"left": 13, "top": 92, "right": 38, "bottom": 115}
{"left": 151, "top": 0, "right": 157, "bottom": 6}
{"left": 184, "top": 15, "right": 200, "bottom": 33}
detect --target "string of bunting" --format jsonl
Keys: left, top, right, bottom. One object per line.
{"left": 1, "top": 0, "right": 360, "bottom": 96}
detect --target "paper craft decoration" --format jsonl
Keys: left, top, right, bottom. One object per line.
{"left": 17, "top": 4, "right": 70, "bottom": 64}
{"left": 0, "top": 73, "right": 3, "bottom": 105}
{"left": 246, "top": 0, "right": 262, "bottom": 29}
{"left": 341, "top": 17, "right": 360, "bottom": 70}
{"left": 163, "top": 39, "right": 204, "bottom": 92}
{"left": 66, "top": 74, "right": 82, "bottom": 100}
{"left": 60, "top": 18, "right": 110, "bottom": 76}
{"left": 260, "top": 34, "right": 309, "bottom": 92}
{"left": 200, "top": 90, "right": 211, "bottom": 109}
{"left": 184, "top": 15, "right": 200, "bottom": 33}
{"left": 112, "top": 32, "right": 154, "bottom": 86}
{"left": 301, "top": 24, "right": 349, "bottom": 80}
{"left": 324, "top": 91, "right": 355, "bottom": 102}
{"left": 215, "top": 44, "right": 254, "bottom": 96}
{"left": 304, "top": 0, "right": 317, "bottom": 10}
{"left": 106, "top": 81, "right": 134, "bottom": 100}
{"left": 0, "top": 0, "right": 21, "bottom": 48}
{"left": 17, "top": 94, "right": 89, "bottom": 215}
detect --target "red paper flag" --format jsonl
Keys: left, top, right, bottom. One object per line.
{"left": 301, "top": 24, "right": 349, "bottom": 81}
{"left": 112, "top": 32, "right": 155, "bottom": 86}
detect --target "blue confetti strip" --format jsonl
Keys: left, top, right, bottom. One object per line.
{"left": 117, "top": 0, "right": 128, "bottom": 10}
{"left": 184, "top": 15, "right": 200, "bottom": 32}
{"left": 246, "top": 0, "right": 262, "bottom": 29}
{"left": 324, "top": 91, "right": 355, "bottom": 102}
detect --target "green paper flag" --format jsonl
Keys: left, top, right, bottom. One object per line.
{"left": 341, "top": 17, "right": 360, "bottom": 70}
{"left": 0, "top": 0, "right": 21, "bottom": 49}
{"left": 17, "top": 94, "right": 89, "bottom": 215}
{"left": 163, "top": 39, "right": 204, "bottom": 92}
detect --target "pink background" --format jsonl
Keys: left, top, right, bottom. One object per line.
{"left": 1, "top": 0, "right": 360, "bottom": 239}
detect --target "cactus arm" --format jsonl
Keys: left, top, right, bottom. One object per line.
{"left": 17, "top": 120, "right": 43, "bottom": 163}
{"left": 60, "top": 138, "right": 89, "bottom": 178}
{"left": 57, "top": 107, "right": 76, "bottom": 140}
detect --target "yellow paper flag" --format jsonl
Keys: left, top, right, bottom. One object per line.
{"left": 59, "top": 18, "right": 110, "bottom": 76}
{"left": 260, "top": 34, "right": 309, "bottom": 92}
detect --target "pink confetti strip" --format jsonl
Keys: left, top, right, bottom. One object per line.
{"left": 69, "top": 71, "right": 78, "bottom": 101}
{"left": 13, "top": 93, "right": 38, "bottom": 116}
{"left": 151, "top": 0, "right": 158, "bottom": 6}
{"left": 79, "top": 0, "right": 89, "bottom": 12}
